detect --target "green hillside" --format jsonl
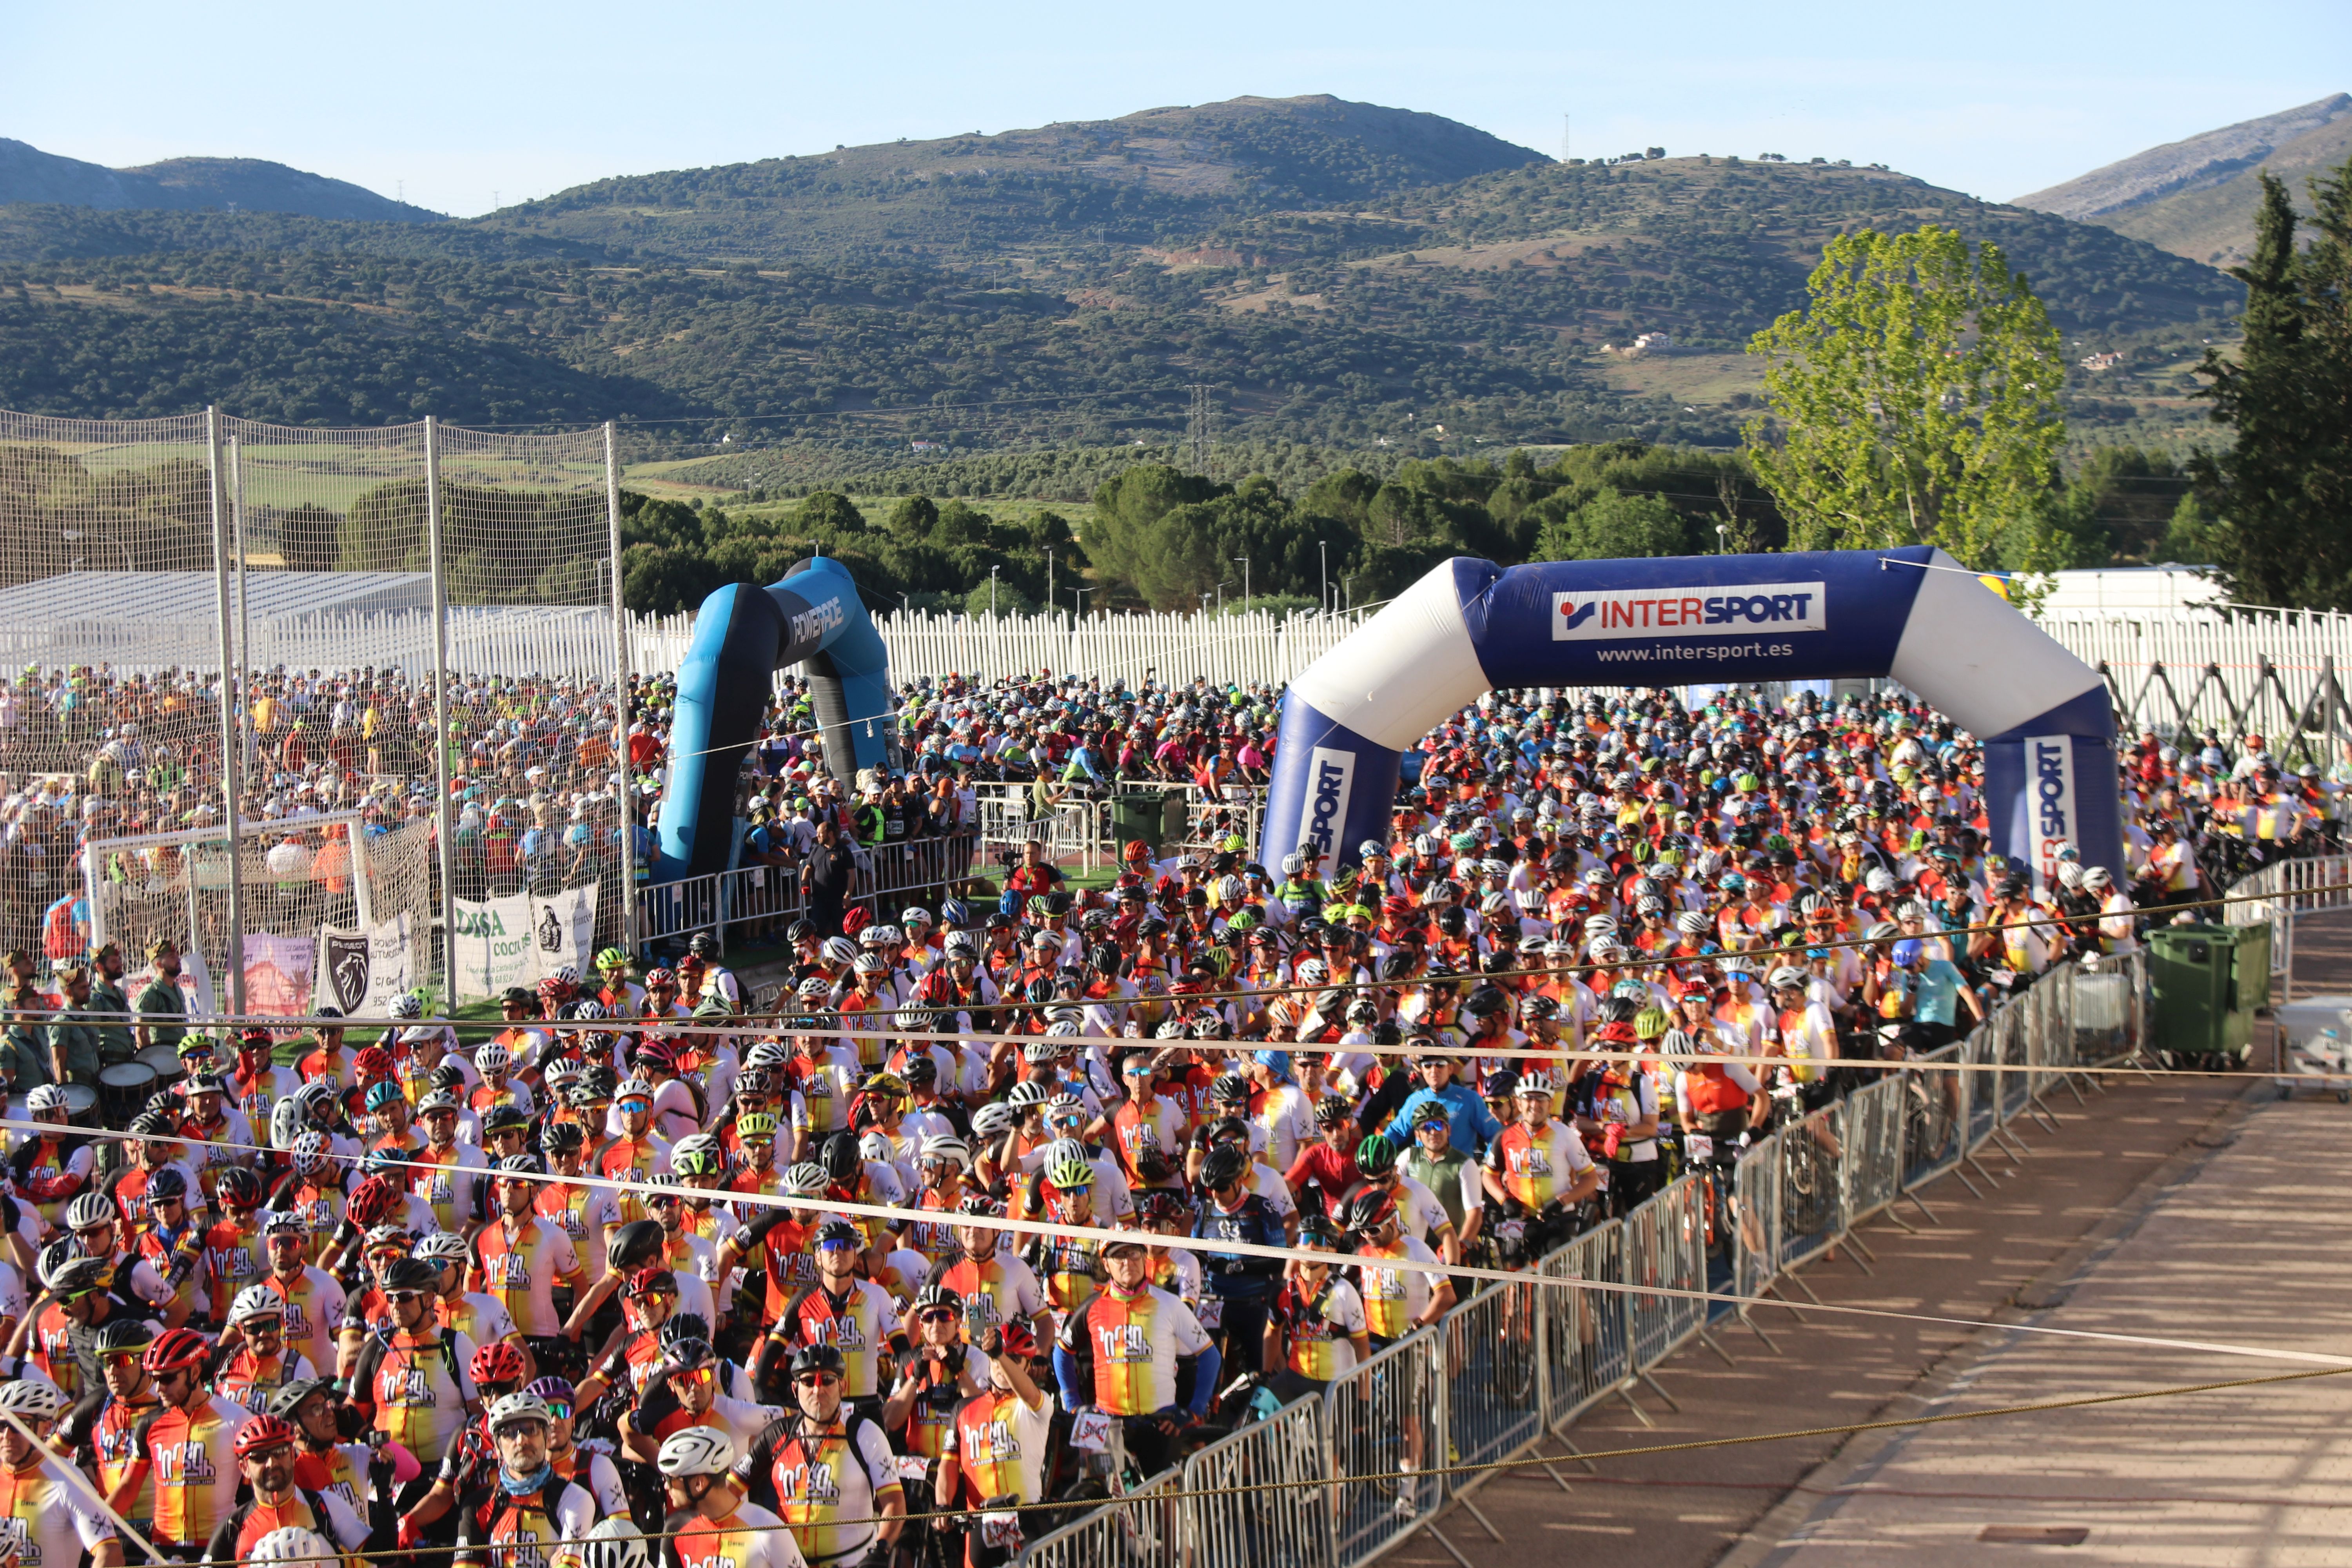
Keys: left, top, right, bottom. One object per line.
{"left": 2097, "top": 116, "right": 2352, "bottom": 267}
{"left": 0, "top": 96, "right": 2246, "bottom": 453}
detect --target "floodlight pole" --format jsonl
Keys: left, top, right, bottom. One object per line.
{"left": 230, "top": 436, "right": 253, "bottom": 696}
{"left": 426, "top": 416, "right": 457, "bottom": 1005}
{"left": 606, "top": 423, "right": 637, "bottom": 958}
{"left": 204, "top": 408, "right": 247, "bottom": 1018}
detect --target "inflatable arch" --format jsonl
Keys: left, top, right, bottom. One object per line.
{"left": 1259, "top": 547, "right": 2122, "bottom": 884}
{"left": 655, "top": 557, "right": 893, "bottom": 881}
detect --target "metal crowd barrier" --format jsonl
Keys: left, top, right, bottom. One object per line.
{"left": 1019, "top": 953, "right": 2153, "bottom": 1568}
{"left": 1181, "top": 1394, "right": 1338, "bottom": 1568}
{"left": 635, "top": 833, "right": 981, "bottom": 952}
{"left": 1325, "top": 1328, "right": 1447, "bottom": 1564}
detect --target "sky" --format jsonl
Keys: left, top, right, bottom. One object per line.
{"left": 9, "top": 1, "right": 2346, "bottom": 219}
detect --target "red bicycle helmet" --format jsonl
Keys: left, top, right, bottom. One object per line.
{"left": 353, "top": 1047, "right": 396, "bottom": 1082}
{"left": 345, "top": 1174, "right": 400, "bottom": 1227}
{"left": 143, "top": 1326, "right": 211, "bottom": 1376}
{"left": 471, "top": 1340, "right": 529, "bottom": 1387}
{"left": 234, "top": 1412, "right": 300, "bottom": 1457}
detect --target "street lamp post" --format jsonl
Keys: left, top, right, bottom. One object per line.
{"left": 1716, "top": 523, "right": 1728, "bottom": 554}
{"left": 990, "top": 565, "right": 999, "bottom": 616}
{"left": 1319, "top": 541, "right": 1327, "bottom": 615}
{"left": 1046, "top": 547, "right": 1055, "bottom": 622}
{"left": 1234, "top": 556, "right": 1249, "bottom": 612}
{"left": 1073, "top": 586, "right": 1093, "bottom": 619}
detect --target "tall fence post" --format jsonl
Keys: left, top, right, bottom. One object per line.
{"left": 425, "top": 416, "right": 457, "bottom": 1004}
{"left": 203, "top": 407, "right": 247, "bottom": 1019}
{"left": 604, "top": 422, "right": 637, "bottom": 956}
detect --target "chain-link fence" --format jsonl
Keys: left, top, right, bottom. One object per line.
{"left": 0, "top": 408, "right": 632, "bottom": 1033}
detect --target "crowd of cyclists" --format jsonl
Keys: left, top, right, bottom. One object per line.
{"left": 0, "top": 670, "right": 2345, "bottom": 1568}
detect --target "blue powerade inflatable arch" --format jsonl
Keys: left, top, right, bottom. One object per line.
{"left": 1260, "top": 547, "right": 2123, "bottom": 885}
{"left": 655, "top": 557, "right": 893, "bottom": 882}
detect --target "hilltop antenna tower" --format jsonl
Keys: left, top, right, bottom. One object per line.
{"left": 1186, "top": 383, "right": 1214, "bottom": 477}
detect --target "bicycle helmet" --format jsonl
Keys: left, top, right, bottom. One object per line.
{"left": 486, "top": 1392, "right": 553, "bottom": 1433}
{"left": 0, "top": 1381, "right": 68, "bottom": 1421}
{"left": 578, "top": 1518, "right": 652, "bottom": 1568}
{"left": 25, "top": 1083, "right": 69, "bottom": 1115}
{"left": 233, "top": 1412, "right": 300, "bottom": 1456}
{"left": 248, "top": 1529, "right": 337, "bottom": 1568}
{"left": 65, "top": 1192, "right": 116, "bottom": 1233}
{"left": 1353, "top": 1133, "right": 1399, "bottom": 1178}
{"left": 1344, "top": 1187, "right": 1399, "bottom": 1234}
{"left": 143, "top": 1326, "right": 212, "bottom": 1376}
{"left": 1197, "top": 1144, "right": 1250, "bottom": 1191}
{"left": 1042, "top": 1144, "right": 1094, "bottom": 1191}
{"left": 229, "top": 1284, "right": 288, "bottom": 1325}
{"left": 782, "top": 1161, "right": 829, "bottom": 1196}
{"left": 414, "top": 1230, "right": 471, "bottom": 1263}
{"left": 476, "top": 1042, "right": 512, "bottom": 1076}
{"left": 971, "top": 1102, "right": 1016, "bottom": 1138}
{"left": 919, "top": 1134, "right": 971, "bottom": 1171}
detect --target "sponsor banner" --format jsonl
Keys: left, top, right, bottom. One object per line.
{"left": 1302, "top": 746, "right": 1357, "bottom": 865}
{"left": 241, "top": 933, "right": 316, "bottom": 1018}
{"left": 2024, "top": 733, "right": 2080, "bottom": 891}
{"left": 313, "top": 915, "right": 414, "bottom": 1016}
{"left": 452, "top": 893, "right": 535, "bottom": 1001}
{"left": 527, "top": 884, "right": 598, "bottom": 981}
{"left": 1552, "top": 581, "right": 1828, "bottom": 641}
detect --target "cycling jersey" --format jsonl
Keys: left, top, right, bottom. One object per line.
{"left": 253, "top": 1267, "right": 347, "bottom": 1375}
{"left": 772, "top": 1280, "right": 897, "bottom": 1400}
{"left": 1054, "top": 1283, "right": 1209, "bottom": 1416}
{"left": 894, "top": 1346, "right": 980, "bottom": 1460}
{"left": 409, "top": 1142, "right": 489, "bottom": 1234}
{"left": 937, "top": 1254, "right": 1045, "bottom": 1344}
{"left": 0, "top": 1450, "right": 117, "bottom": 1568}
{"left": 735, "top": 1412, "right": 901, "bottom": 1567}
{"left": 131, "top": 1395, "right": 255, "bottom": 1548}
{"left": 670, "top": 1502, "right": 805, "bottom": 1568}
{"left": 11, "top": 1136, "right": 94, "bottom": 1226}
{"left": 1273, "top": 1276, "right": 1367, "bottom": 1381}
{"left": 1350, "top": 1234, "right": 1445, "bottom": 1340}
{"left": 533, "top": 1180, "right": 622, "bottom": 1284}
{"left": 198, "top": 1214, "right": 267, "bottom": 1316}
{"left": 439, "top": 1292, "right": 521, "bottom": 1357}
{"left": 216, "top": 1345, "right": 319, "bottom": 1412}
{"left": 93, "top": 1393, "right": 161, "bottom": 1524}
{"left": 1485, "top": 1122, "right": 1594, "bottom": 1211}
{"left": 290, "top": 1443, "right": 370, "bottom": 1517}
{"left": 593, "top": 1133, "right": 672, "bottom": 1226}
{"left": 351, "top": 1325, "right": 480, "bottom": 1465}
{"left": 451, "top": 1475, "right": 595, "bottom": 1568}
{"left": 203, "top": 1485, "right": 368, "bottom": 1564}
{"left": 946, "top": 1385, "right": 1054, "bottom": 1507}
{"left": 276, "top": 1181, "right": 350, "bottom": 1264}
{"left": 550, "top": 1440, "right": 628, "bottom": 1520}
{"left": 470, "top": 1215, "right": 585, "bottom": 1337}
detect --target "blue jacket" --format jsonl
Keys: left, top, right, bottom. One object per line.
{"left": 1191, "top": 1194, "right": 1287, "bottom": 1299}
{"left": 1376, "top": 1081, "right": 1503, "bottom": 1156}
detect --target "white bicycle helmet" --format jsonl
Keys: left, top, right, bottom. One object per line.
{"left": 476, "top": 1042, "right": 512, "bottom": 1076}
{"left": 25, "top": 1083, "right": 70, "bottom": 1115}
{"left": 0, "top": 1379, "right": 67, "bottom": 1421}
{"left": 578, "top": 1518, "right": 652, "bottom": 1568}
{"left": 229, "top": 1284, "right": 288, "bottom": 1325}
{"left": 248, "top": 1528, "right": 337, "bottom": 1568}
{"left": 820, "top": 936, "right": 858, "bottom": 967}
{"left": 657, "top": 1425, "right": 736, "bottom": 1476}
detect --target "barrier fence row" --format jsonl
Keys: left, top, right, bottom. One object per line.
{"left": 1016, "top": 948, "right": 2149, "bottom": 1567}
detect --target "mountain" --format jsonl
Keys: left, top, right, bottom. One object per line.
{"left": 487, "top": 94, "right": 1546, "bottom": 263}
{"left": 2014, "top": 94, "right": 2352, "bottom": 266}
{"left": 0, "top": 102, "right": 2241, "bottom": 454}
{"left": 0, "top": 137, "right": 443, "bottom": 223}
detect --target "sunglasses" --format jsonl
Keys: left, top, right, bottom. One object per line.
{"left": 617, "top": 1100, "right": 652, "bottom": 1113}
{"left": 672, "top": 1366, "right": 715, "bottom": 1389}
{"left": 918, "top": 1308, "right": 960, "bottom": 1325}
{"left": 816, "top": 1239, "right": 859, "bottom": 1253}
{"left": 103, "top": 1349, "right": 147, "bottom": 1365}
{"left": 385, "top": 1289, "right": 426, "bottom": 1304}
{"left": 795, "top": 1371, "right": 842, "bottom": 1387}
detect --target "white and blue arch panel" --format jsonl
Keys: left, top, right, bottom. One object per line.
{"left": 1261, "top": 547, "right": 2121, "bottom": 884}
{"left": 655, "top": 556, "right": 893, "bottom": 882}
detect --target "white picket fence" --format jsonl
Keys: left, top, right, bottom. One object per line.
{"left": 22, "top": 595, "right": 2352, "bottom": 741}
{"left": 630, "top": 607, "right": 1368, "bottom": 689}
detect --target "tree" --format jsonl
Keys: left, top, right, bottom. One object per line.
{"left": 1741, "top": 226, "right": 2067, "bottom": 570}
{"left": 2189, "top": 163, "right": 2352, "bottom": 608}
{"left": 1532, "top": 488, "right": 1690, "bottom": 561}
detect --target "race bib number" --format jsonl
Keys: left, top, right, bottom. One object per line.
{"left": 1069, "top": 1409, "right": 1116, "bottom": 1453}
{"left": 1195, "top": 1298, "right": 1223, "bottom": 1330}
{"left": 1684, "top": 1135, "right": 1713, "bottom": 1163}
{"left": 895, "top": 1454, "right": 931, "bottom": 1482}
{"left": 980, "top": 1513, "right": 1024, "bottom": 1551}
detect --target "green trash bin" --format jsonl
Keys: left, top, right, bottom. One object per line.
{"left": 1110, "top": 791, "right": 1172, "bottom": 857}
{"left": 2147, "top": 923, "right": 2269, "bottom": 1065}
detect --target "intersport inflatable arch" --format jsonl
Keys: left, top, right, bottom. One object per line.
{"left": 1260, "top": 546, "right": 2122, "bottom": 884}
{"left": 655, "top": 557, "right": 893, "bottom": 881}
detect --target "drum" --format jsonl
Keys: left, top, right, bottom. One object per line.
{"left": 137, "top": 1044, "right": 184, "bottom": 1091}
{"left": 99, "top": 1062, "right": 158, "bottom": 1128}
{"left": 59, "top": 1082, "right": 100, "bottom": 1130}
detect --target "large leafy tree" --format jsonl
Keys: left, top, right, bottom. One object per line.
{"left": 1741, "top": 226, "right": 2067, "bottom": 570}
{"left": 2190, "top": 163, "right": 2352, "bottom": 608}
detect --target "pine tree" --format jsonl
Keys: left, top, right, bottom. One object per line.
{"left": 2190, "top": 162, "right": 2352, "bottom": 608}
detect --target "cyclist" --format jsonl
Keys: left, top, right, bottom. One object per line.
{"left": 267, "top": 1378, "right": 381, "bottom": 1521}
{"left": 882, "top": 1283, "right": 985, "bottom": 1469}
{"left": 103, "top": 1326, "right": 254, "bottom": 1562}
{"left": 530, "top": 1374, "right": 628, "bottom": 1523}
{"left": 1189, "top": 1143, "right": 1287, "bottom": 1374}
{"left": 661, "top": 1428, "right": 803, "bottom": 1568}
{"left": 450, "top": 1392, "right": 598, "bottom": 1568}
{"left": 87, "top": 1318, "right": 162, "bottom": 1531}
{"left": 243, "top": 1210, "right": 346, "bottom": 1376}
{"left": 200, "top": 1412, "right": 373, "bottom": 1564}
{"left": 1051, "top": 1231, "right": 1218, "bottom": 1478}
{"left": 345, "top": 1256, "right": 483, "bottom": 1473}
{"left": 753, "top": 1220, "right": 895, "bottom": 1419}
{"left": 1395, "top": 1107, "right": 1480, "bottom": 1265}
{"left": 939, "top": 1199, "right": 1045, "bottom": 1346}
{"left": 470, "top": 1155, "right": 593, "bottom": 1372}
{"left": 933, "top": 1316, "right": 1053, "bottom": 1568}
{"left": 215, "top": 1286, "right": 319, "bottom": 1411}
{"left": 1262, "top": 1213, "right": 1370, "bottom": 1400}
{"left": 0, "top": 1381, "right": 123, "bottom": 1568}
{"left": 1480, "top": 1073, "right": 1600, "bottom": 1264}
{"left": 732, "top": 1343, "right": 902, "bottom": 1568}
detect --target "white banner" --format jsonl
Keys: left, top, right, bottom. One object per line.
{"left": 525, "top": 883, "right": 598, "bottom": 983}
{"left": 452, "top": 893, "right": 535, "bottom": 1002}
{"left": 313, "top": 915, "right": 415, "bottom": 1016}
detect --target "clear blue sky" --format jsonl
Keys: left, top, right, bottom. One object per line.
{"left": 9, "top": 0, "right": 2344, "bottom": 219}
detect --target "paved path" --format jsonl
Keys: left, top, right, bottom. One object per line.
{"left": 1736, "top": 1085, "right": 2352, "bottom": 1566}
{"left": 1394, "top": 1067, "right": 2254, "bottom": 1568}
